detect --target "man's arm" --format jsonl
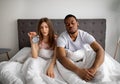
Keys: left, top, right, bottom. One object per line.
{"left": 56, "top": 47, "right": 79, "bottom": 72}
{"left": 89, "top": 41, "right": 105, "bottom": 74}
{"left": 56, "top": 47, "right": 94, "bottom": 81}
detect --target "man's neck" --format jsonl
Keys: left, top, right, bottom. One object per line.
{"left": 69, "top": 31, "right": 78, "bottom": 41}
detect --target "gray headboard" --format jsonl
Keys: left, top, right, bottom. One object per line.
{"left": 17, "top": 19, "right": 106, "bottom": 50}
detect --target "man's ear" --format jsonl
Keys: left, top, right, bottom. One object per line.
{"left": 77, "top": 22, "right": 79, "bottom": 27}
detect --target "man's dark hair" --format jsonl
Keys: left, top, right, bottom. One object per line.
{"left": 64, "top": 14, "right": 78, "bottom": 23}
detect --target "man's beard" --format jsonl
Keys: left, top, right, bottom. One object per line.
{"left": 68, "top": 30, "right": 77, "bottom": 34}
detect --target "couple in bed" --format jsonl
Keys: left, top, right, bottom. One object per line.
{"left": 24, "top": 14, "right": 120, "bottom": 84}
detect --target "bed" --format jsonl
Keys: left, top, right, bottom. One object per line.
{"left": 0, "top": 19, "right": 120, "bottom": 84}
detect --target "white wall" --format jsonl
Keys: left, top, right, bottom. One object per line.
{"left": 115, "top": 1, "right": 120, "bottom": 62}
{"left": 0, "top": 0, "right": 120, "bottom": 62}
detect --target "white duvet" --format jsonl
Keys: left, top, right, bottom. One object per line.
{"left": 0, "top": 48, "right": 66, "bottom": 84}
{"left": 0, "top": 47, "right": 120, "bottom": 84}
{"left": 57, "top": 45, "right": 120, "bottom": 84}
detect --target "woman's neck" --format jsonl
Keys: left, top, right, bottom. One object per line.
{"left": 43, "top": 36, "right": 49, "bottom": 43}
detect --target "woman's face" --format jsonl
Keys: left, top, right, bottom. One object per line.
{"left": 40, "top": 22, "right": 49, "bottom": 37}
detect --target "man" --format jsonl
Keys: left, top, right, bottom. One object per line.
{"left": 56, "top": 14, "right": 104, "bottom": 82}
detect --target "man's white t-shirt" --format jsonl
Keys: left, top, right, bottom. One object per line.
{"left": 57, "top": 29, "right": 95, "bottom": 52}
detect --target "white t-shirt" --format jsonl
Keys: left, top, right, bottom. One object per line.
{"left": 57, "top": 29, "right": 95, "bottom": 52}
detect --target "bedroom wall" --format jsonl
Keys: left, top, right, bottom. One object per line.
{"left": 116, "top": 4, "right": 120, "bottom": 62}
{"left": 0, "top": 0, "right": 120, "bottom": 62}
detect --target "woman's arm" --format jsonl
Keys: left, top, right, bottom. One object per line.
{"left": 28, "top": 32, "right": 39, "bottom": 58}
{"left": 31, "top": 43, "right": 39, "bottom": 58}
{"left": 46, "top": 47, "right": 56, "bottom": 78}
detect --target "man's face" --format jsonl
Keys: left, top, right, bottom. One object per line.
{"left": 65, "top": 17, "right": 79, "bottom": 34}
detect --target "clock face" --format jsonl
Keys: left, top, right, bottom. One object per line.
{"left": 32, "top": 36, "right": 39, "bottom": 43}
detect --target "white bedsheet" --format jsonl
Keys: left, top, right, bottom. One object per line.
{"left": 0, "top": 47, "right": 120, "bottom": 84}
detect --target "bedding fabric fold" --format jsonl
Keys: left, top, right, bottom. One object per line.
{"left": 57, "top": 46, "right": 120, "bottom": 84}
{"left": 1, "top": 47, "right": 120, "bottom": 84}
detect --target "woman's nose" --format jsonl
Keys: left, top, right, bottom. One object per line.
{"left": 43, "top": 27, "right": 46, "bottom": 31}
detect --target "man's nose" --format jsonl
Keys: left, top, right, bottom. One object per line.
{"left": 69, "top": 24, "right": 73, "bottom": 27}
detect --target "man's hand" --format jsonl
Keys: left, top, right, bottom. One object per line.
{"left": 88, "top": 67, "right": 97, "bottom": 76}
{"left": 76, "top": 68, "right": 95, "bottom": 82}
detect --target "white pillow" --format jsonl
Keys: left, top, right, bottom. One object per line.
{"left": 10, "top": 47, "right": 31, "bottom": 63}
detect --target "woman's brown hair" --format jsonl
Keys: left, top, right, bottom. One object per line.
{"left": 37, "top": 17, "right": 55, "bottom": 49}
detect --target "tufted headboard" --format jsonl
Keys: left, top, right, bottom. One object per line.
{"left": 17, "top": 19, "right": 106, "bottom": 50}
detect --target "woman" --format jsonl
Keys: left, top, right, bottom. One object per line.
{"left": 23, "top": 18, "right": 65, "bottom": 84}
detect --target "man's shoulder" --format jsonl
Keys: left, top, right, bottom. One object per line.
{"left": 78, "top": 29, "right": 85, "bottom": 33}
{"left": 59, "top": 31, "right": 68, "bottom": 37}
{"left": 57, "top": 31, "right": 68, "bottom": 42}
{"left": 78, "top": 29, "right": 88, "bottom": 35}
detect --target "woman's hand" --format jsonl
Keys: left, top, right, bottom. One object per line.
{"left": 28, "top": 32, "right": 37, "bottom": 42}
{"left": 46, "top": 66, "right": 55, "bottom": 78}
